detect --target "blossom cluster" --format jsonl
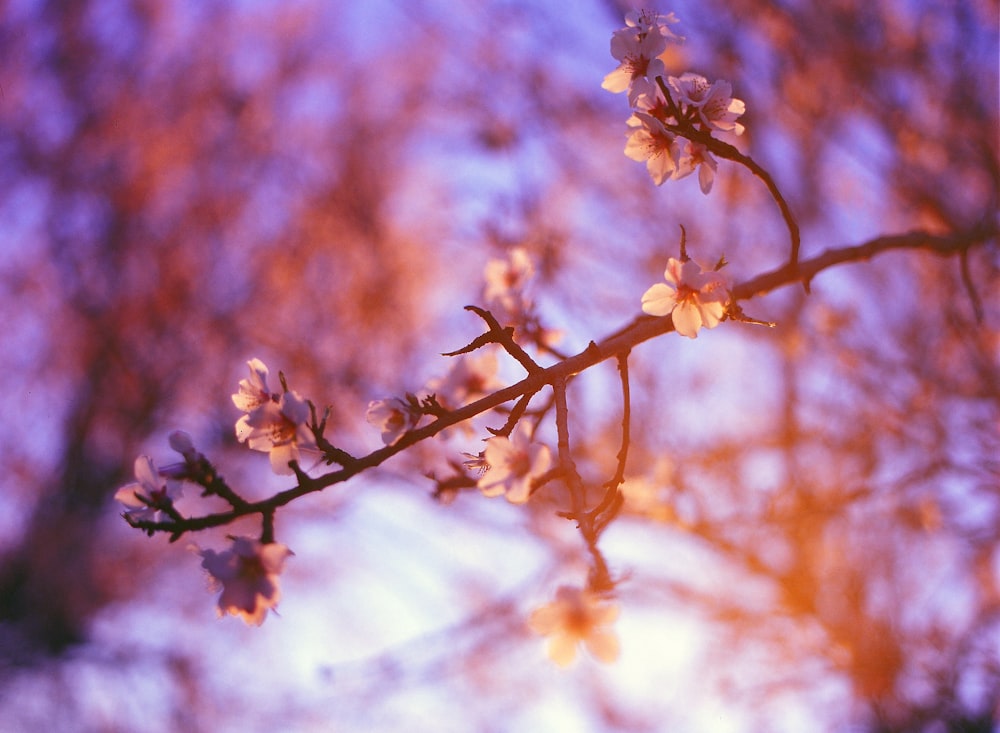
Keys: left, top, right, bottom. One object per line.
{"left": 603, "top": 9, "right": 745, "bottom": 192}
{"left": 115, "top": 428, "right": 293, "bottom": 625}
{"left": 232, "top": 358, "right": 317, "bottom": 475}
{"left": 107, "top": 12, "right": 756, "bottom": 666}
{"left": 368, "top": 248, "right": 555, "bottom": 505}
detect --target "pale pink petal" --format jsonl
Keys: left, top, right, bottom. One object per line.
{"left": 133, "top": 455, "right": 158, "bottom": 490}
{"left": 585, "top": 630, "right": 621, "bottom": 663}
{"left": 641, "top": 283, "right": 677, "bottom": 316}
{"left": 259, "top": 543, "right": 294, "bottom": 574}
{"left": 547, "top": 633, "right": 579, "bottom": 668}
{"left": 235, "top": 414, "right": 253, "bottom": 442}
{"left": 590, "top": 603, "right": 620, "bottom": 626}
{"left": 698, "top": 157, "right": 716, "bottom": 193}
{"left": 114, "top": 483, "right": 147, "bottom": 509}
{"left": 269, "top": 443, "right": 298, "bottom": 474}
{"left": 671, "top": 302, "right": 703, "bottom": 338}
{"left": 528, "top": 605, "right": 562, "bottom": 635}
{"left": 504, "top": 478, "right": 532, "bottom": 504}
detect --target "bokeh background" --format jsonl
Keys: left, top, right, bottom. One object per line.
{"left": 1, "top": 0, "right": 998, "bottom": 731}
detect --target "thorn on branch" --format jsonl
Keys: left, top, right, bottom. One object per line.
{"left": 306, "top": 401, "right": 357, "bottom": 466}
{"left": 727, "top": 301, "right": 776, "bottom": 329}
{"left": 442, "top": 329, "right": 500, "bottom": 357}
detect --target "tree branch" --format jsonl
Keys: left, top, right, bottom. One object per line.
{"left": 129, "top": 225, "right": 994, "bottom": 538}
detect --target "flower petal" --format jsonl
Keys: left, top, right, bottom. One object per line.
{"left": 641, "top": 283, "right": 677, "bottom": 316}
{"left": 672, "top": 302, "right": 704, "bottom": 338}
{"left": 585, "top": 630, "right": 621, "bottom": 663}
{"left": 547, "top": 633, "right": 579, "bottom": 668}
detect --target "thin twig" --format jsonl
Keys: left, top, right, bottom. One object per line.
{"left": 959, "top": 249, "right": 985, "bottom": 324}
{"left": 655, "top": 76, "right": 801, "bottom": 267}
{"left": 552, "top": 377, "right": 586, "bottom": 515}
{"left": 607, "top": 350, "right": 631, "bottom": 491}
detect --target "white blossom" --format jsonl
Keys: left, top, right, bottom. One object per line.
{"left": 625, "top": 112, "right": 682, "bottom": 185}
{"left": 668, "top": 72, "right": 746, "bottom": 135}
{"left": 232, "top": 358, "right": 316, "bottom": 474}
{"left": 641, "top": 258, "right": 729, "bottom": 338}
{"left": 114, "top": 456, "right": 182, "bottom": 523}
{"left": 529, "top": 586, "right": 620, "bottom": 667}
{"left": 477, "top": 428, "right": 551, "bottom": 504}
{"left": 366, "top": 398, "right": 420, "bottom": 445}
{"left": 198, "top": 537, "right": 292, "bottom": 626}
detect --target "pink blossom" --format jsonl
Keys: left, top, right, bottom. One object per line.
{"left": 483, "top": 247, "right": 535, "bottom": 324}
{"left": 603, "top": 11, "right": 682, "bottom": 104}
{"left": 641, "top": 258, "right": 729, "bottom": 338}
{"left": 366, "top": 398, "right": 421, "bottom": 445}
{"left": 236, "top": 390, "right": 316, "bottom": 474}
{"left": 231, "top": 358, "right": 273, "bottom": 414}
{"left": 232, "top": 358, "right": 317, "bottom": 474}
{"left": 668, "top": 73, "right": 746, "bottom": 135}
{"left": 199, "top": 537, "right": 292, "bottom": 626}
{"left": 114, "top": 456, "right": 182, "bottom": 522}
{"left": 673, "top": 140, "right": 719, "bottom": 194}
{"left": 477, "top": 428, "right": 551, "bottom": 504}
{"left": 625, "top": 112, "right": 682, "bottom": 185}
{"left": 529, "top": 586, "right": 620, "bottom": 667}
{"left": 427, "top": 351, "right": 504, "bottom": 411}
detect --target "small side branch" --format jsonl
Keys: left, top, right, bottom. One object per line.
{"left": 552, "top": 377, "right": 586, "bottom": 515}
{"left": 959, "top": 249, "right": 985, "bottom": 324}
{"left": 655, "top": 76, "right": 800, "bottom": 267}
{"left": 447, "top": 305, "right": 543, "bottom": 375}
{"left": 607, "top": 351, "right": 631, "bottom": 492}
{"left": 486, "top": 389, "right": 539, "bottom": 437}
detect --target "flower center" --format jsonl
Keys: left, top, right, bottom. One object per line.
{"left": 676, "top": 283, "right": 699, "bottom": 303}
{"left": 237, "top": 554, "right": 267, "bottom": 583}
{"left": 626, "top": 54, "right": 650, "bottom": 80}
{"left": 508, "top": 448, "right": 531, "bottom": 477}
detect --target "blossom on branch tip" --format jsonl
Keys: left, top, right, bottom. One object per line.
{"left": 168, "top": 430, "right": 196, "bottom": 458}
{"left": 366, "top": 398, "right": 421, "bottom": 445}
{"left": 625, "top": 9, "right": 682, "bottom": 41}
{"left": 198, "top": 537, "right": 292, "bottom": 626}
{"left": 668, "top": 73, "right": 746, "bottom": 135}
{"left": 114, "top": 456, "right": 182, "bottom": 523}
{"left": 603, "top": 11, "right": 682, "bottom": 104}
{"left": 641, "top": 258, "right": 729, "bottom": 338}
{"left": 528, "top": 586, "right": 620, "bottom": 667}
{"left": 232, "top": 358, "right": 274, "bottom": 414}
{"left": 476, "top": 429, "right": 551, "bottom": 504}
